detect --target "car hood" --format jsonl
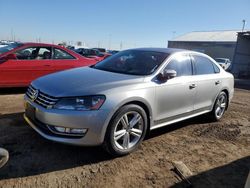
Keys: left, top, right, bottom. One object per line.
{"left": 32, "top": 67, "right": 145, "bottom": 97}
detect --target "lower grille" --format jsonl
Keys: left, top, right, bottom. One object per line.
{"left": 25, "top": 106, "right": 83, "bottom": 139}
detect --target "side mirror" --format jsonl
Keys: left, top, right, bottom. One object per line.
{"left": 157, "top": 69, "right": 177, "bottom": 82}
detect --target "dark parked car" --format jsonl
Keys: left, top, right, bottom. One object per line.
{"left": 92, "top": 48, "right": 106, "bottom": 53}
{"left": 107, "top": 50, "right": 119, "bottom": 55}
{"left": 75, "top": 48, "right": 111, "bottom": 60}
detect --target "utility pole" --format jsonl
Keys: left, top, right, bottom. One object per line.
{"left": 242, "top": 19, "right": 246, "bottom": 32}
{"left": 120, "top": 41, "right": 123, "bottom": 50}
{"left": 11, "top": 28, "right": 14, "bottom": 41}
{"left": 108, "top": 34, "right": 112, "bottom": 50}
{"left": 172, "top": 31, "right": 176, "bottom": 39}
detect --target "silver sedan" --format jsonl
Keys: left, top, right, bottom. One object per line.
{"left": 24, "top": 48, "right": 234, "bottom": 156}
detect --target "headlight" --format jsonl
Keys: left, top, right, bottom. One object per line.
{"left": 53, "top": 95, "right": 105, "bottom": 111}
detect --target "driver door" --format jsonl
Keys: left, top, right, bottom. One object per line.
{"left": 154, "top": 53, "right": 196, "bottom": 124}
{"left": 0, "top": 46, "right": 53, "bottom": 87}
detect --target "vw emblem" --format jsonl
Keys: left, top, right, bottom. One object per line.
{"left": 31, "top": 89, "right": 39, "bottom": 101}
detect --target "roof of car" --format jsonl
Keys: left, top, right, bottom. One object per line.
{"left": 131, "top": 47, "right": 187, "bottom": 54}
{"left": 22, "top": 42, "right": 61, "bottom": 47}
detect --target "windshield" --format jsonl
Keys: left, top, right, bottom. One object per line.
{"left": 92, "top": 50, "right": 169, "bottom": 75}
{"left": 0, "top": 43, "right": 23, "bottom": 55}
{"left": 215, "top": 58, "right": 226, "bottom": 63}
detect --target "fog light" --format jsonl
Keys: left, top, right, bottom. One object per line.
{"left": 53, "top": 126, "right": 87, "bottom": 135}
{"left": 54, "top": 126, "right": 65, "bottom": 133}
{"left": 70, "top": 128, "right": 87, "bottom": 134}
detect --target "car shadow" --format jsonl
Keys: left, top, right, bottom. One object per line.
{"left": 0, "top": 112, "right": 113, "bottom": 180}
{"left": 0, "top": 112, "right": 214, "bottom": 180}
{"left": 0, "top": 87, "right": 27, "bottom": 95}
{"left": 170, "top": 156, "right": 250, "bottom": 188}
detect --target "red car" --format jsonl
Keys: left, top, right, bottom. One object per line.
{"left": 0, "top": 42, "right": 98, "bottom": 87}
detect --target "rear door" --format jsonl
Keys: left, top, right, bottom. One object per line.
{"left": 50, "top": 47, "right": 81, "bottom": 72}
{"left": 155, "top": 53, "right": 196, "bottom": 122}
{"left": 191, "top": 54, "right": 221, "bottom": 111}
{"left": 51, "top": 47, "right": 97, "bottom": 71}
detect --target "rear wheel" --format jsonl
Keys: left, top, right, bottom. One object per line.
{"left": 210, "top": 91, "right": 228, "bottom": 121}
{"left": 103, "top": 104, "right": 147, "bottom": 156}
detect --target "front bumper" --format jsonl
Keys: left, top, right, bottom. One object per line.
{"left": 24, "top": 96, "right": 111, "bottom": 146}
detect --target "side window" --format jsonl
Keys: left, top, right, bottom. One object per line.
{"left": 193, "top": 55, "right": 215, "bottom": 75}
{"left": 37, "top": 47, "right": 52, "bottom": 59}
{"left": 165, "top": 54, "right": 192, "bottom": 77}
{"left": 53, "top": 48, "right": 75, "bottom": 59}
{"left": 212, "top": 63, "right": 220, "bottom": 73}
{"left": 15, "top": 47, "right": 37, "bottom": 60}
{"left": 89, "top": 49, "right": 97, "bottom": 56}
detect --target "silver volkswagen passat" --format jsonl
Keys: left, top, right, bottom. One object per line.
{"left": 24, "top": 48, "right": 234, "bottom": 156}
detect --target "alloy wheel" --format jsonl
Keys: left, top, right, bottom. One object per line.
{"left": 215, "top": 93, "right": 227, "bottom": 119}
{"left": 113, "top": 111, "right": 144, "bottom": 150}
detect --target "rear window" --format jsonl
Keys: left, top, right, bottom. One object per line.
{"left": 53, "top": 48, "right": 75, "bottom": 59}
{"left": 193, "top": 55, "right": 216, "bottom": 75}
{"left": 212, "top": 63, "right": 220, "bottom": 73}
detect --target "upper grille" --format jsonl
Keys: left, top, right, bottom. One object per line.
{"left": 26, "top": 85, "right": 59, "bottom": 109}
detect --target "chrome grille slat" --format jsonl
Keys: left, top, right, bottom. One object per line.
{"left": 39, "top": 93, "right": 58, "bottom": 101}
{"left": 29, "top": 85, "right": 36, "bottom": 92}
{"left": 35, "top": 99, "right": 51, "bottom": 107}
{"left": 26, "top": 92, "right": 33, "bottom": 99}
{"left": 26, "top": 85, "right": 59, "bottom": 109}
{"left": 27, "top": 88, "right": 35, "bottom": 95}
{"left": 37, "top": 96, "right": 56, "bottom": 105}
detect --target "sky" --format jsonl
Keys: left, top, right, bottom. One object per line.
{"left": 0, "top": 0, "right": 249, "bottom": 49}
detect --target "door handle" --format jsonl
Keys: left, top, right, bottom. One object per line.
{"left": 215, "top": 80, "right": 221, "bottom": 85}
{"left": 44, "top": 64, "right": 51, "bottom": 67}
{"left": 189, "top": 83, "right": 196, "bottom": 89}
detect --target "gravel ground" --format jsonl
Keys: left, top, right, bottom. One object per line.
{"left": 0, "top": 88, "right": 249, "bottom": 188}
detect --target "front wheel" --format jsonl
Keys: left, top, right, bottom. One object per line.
{"left": 103, "top": 104, "right": 148, "bottom": 156}
{"left": 210, "top": 91, "right": 228, "bottom": 121}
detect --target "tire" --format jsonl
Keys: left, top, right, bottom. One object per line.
{"left": 210, "top": 91, "right": 228, "bottom": 121}
{"left": 103, "top": 104, "right": 148, "bottom": 156}
{"left": 0, "top": 148, "right": 9, "bottom": 168}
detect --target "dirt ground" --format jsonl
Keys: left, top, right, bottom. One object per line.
{"left": 0, "top": 88, "right": 249, "bottom": 188}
